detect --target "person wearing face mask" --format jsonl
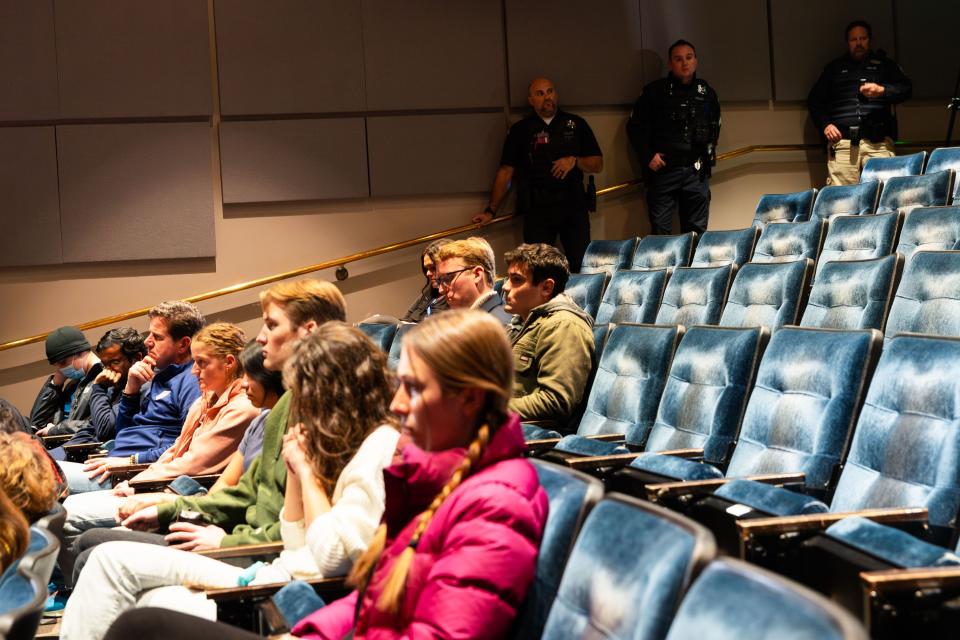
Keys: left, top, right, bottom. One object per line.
{"left": 29, "top": 326, "right": 104, "bottom": 435}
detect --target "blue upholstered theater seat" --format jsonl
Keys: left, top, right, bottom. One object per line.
{"left": 860, "top": 151, "right": 926, "bottom": 184}
{"left": 564, "top": 272, "right": 607, "bottom": 320}
{"left": 580, "top": 238, "right": 638, "bottom": 277}
{"left": 356, "top": 321, "right": 399, "bottom": 353}
{"left": 662, "top": 559, "right": 868, "bottom": 640}
{"left": 511, "top": 461, "right": 603, "bottom": 640}
{"left": 691, "top": 227, "right": 759, "bottom": 268}
{"left": 896, "top": 206, "right": 960, "bottom": 266}
{"left": 718, "top": 260, "right": 812, "bottom": 330}
{"left": 386, "top": 322, "right": 415, "bottom": 370}
{"left": 0, "top": 563, "right": 47, "bottom": 640}
{"left": 752, "top": 189, "right": 817, "bottom": 226}
{"left": 875, "top": 171, "right": 953, "bottom": 216}
{"left": 751, "top": 219, "right": 825, "bottom": 264}
{"left": 539, "top": 495, "right": 715, "bottom": 640}
{"left": 884, "top": 250, "right": 960, "bottom": 343}
{"left": 925, "top": 146, "right": 960, "bottom": 203}
{"left": 631, "top": 233, "right": 697, "bottom": 269}
{"left": 800, "top": 255, "right": 902, "bottom": 331}
{"left": 595, "top": 269, "right": 669, "bottom": 325}
{"left": 654, "top": 265, "right": 735, "bottom": 326}
{"left": 814, "top": 212, "right": 900, "bottom": 278}
{"left": 811, "top": 181, "right": 881, "bottom": 221}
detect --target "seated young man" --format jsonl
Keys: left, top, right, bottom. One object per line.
{"left": 502, "top": 243, "right": 594, "bottom": 429}
{"left": 59, "top": 301, "right": 205, "bottom": 494}
{"left": 29, "top": 326, "right": 104, "bottom": 434}
{"left": 434, "top": 237, "right": 512, "bottom": 324}
{"left": 44, "top": 327, "right": 147, "bottom": 461}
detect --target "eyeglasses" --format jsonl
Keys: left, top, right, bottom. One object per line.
{"left": 435, "top": 268, "right": 472, "bottom": 289}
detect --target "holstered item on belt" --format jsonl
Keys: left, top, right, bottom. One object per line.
{"left": 586, "top": 176, "right": 597, "bottom": 212}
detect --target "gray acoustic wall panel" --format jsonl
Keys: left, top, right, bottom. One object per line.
{"left": 895, "top": 0, "right": 960, "bottom": 98}
{"left": 0, "top": 1, "right": 58, "bottom": 121}
{"left": 57, "top": 122, "right": 215, "bottom": 263}
{"left": 220, "top": 118, "right": 368, "bottom": 203}
{"left": 505, "top": 0, "right": 643, "bottom": 107}
{"left": 639, "top": 0, "right": 771, "bottom": 102}
{"left": 215, "top": 0, "right": 365, "bottom": 115}
{"left": 770, "top": 0, "right": 895, "bottom": 101}
{"left": 0, "top": 127, "right": 61, "bottom": 266}
{"left": 55, "top": 0, "right": 211, "bottom": 118}
{"left": 367, "top": 113, "right": 505, "bottom": 196}
{"left": 362, "top": 0, "right": 505, "bottom": 110}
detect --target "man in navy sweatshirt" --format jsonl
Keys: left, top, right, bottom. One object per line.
{"left": 60, "top": 301, "right": 204, "bottom": 493}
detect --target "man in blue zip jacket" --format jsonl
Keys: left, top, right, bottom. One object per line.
{"left": 60, "top": 301, "right": 204, "bottom": 493}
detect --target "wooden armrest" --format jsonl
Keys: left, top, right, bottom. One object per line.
{"left": 656, "top": 447, "right": 705, "bottom": 459}
{"left": 861, "top": 565, "right": 960, "bottom": 594}
{"left": 646, "top": 472, "right": 805, "bottom": 502}
{"left": 737, "top": 507, "right": 929, "bottom": 539}
{"left": 108, "top": 464, "right": 153, "bottom": 481}
{"left": 566, "top": 452, "right": 641, "bottom": 470}
{"left": 584, "top": 433, "right": 626, "bottom": 442}
{"left": 197, "top": 542, "right": 285, "bottom": 560}
{"left": 129, "top": 473, "right": 221, "bottom": 494}
{"left": 41, "top": 434, "right": 73, "bottom": 448}
{"left": 525, "top": 438, "right": 561, "bottom": 454}
{"left": 204, "top": 576, "right": 347, "bottom": 602}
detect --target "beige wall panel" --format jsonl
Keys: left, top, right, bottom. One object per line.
{"left": 0, "top": 127, "right": 61, "bottom": 266}
{"left": 56, "top": 122, "right": 215, "bottom": 262}
{"left": 0, "top": 0, "right": 58, "bottom": 121}
{"left": 55, "top": 0, "right": 211, "bottom": 118}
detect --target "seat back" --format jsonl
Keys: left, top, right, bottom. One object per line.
{"left": 356, "top": 321, "right": 399, "bottom": 353}
{"left": 595, "top": 269, "right": 669, "bottom": 325}
{"left": 580, "top": 238, "right": 638, "bottom": 276}
{"left": 725, "top": 327, "right": 881, "bottom": 494}
{"left": 811, "top": 180, "right": 881, "bottom": 221}
{"left": 386, "top": 322, "right": 416, "bottom": 370}
{"left": 815, "top": 212, "right": 901, "bottom": 278}
{"left": 800, "top": 255, "right": 902, "bottom": 331}
{"left": 896, "top": 206, "right": 960, "bottom": 266}
{"left": 655, "top": 265, "right": 735, "bottom": 326}
{"left": 19, "top": 523, "right": 60, "bottom": 586}
{"left": 663, "top": 559, "right": 868, "bottom": 640}
{"left": 751, "top": 219, "right": 825, "bottom": 264}
{"left": 718, "top": 260, "right": 812, "bottom": 330}
{"left": 511, "top": 461, "right": 604, "bottom": 640}
{"left": 860, "top": 151, "right": 926, "bottom": 183}
{"left": 691, "top": 227, "right": 759, "bottom": 268}
{"left": 540, "top": 495, "right": 715, "bottom": 640}
{"left": 645, "top": 326, "right": 767, "bottom": 468}
{"left": 829, "top": 334, "right": 960, "bottom": 531}
{"left": 884, "top": 250, "right": 960, "bottom": 343}
{"left": 0, "top": 563, "right": 47, "bottom": 640}
{"left": 564, "top": 272, "right": 607, "bottom": 320}
{"left": 576, "top": 324, "right": 681, "bottom": 445}
{"left": 875, "top": 171, "right": 953, "bottom": 216}
{"left": 926, "top": 146, "right": 960, "bottom": 203}
{"left": 752, "top": 189, "right": 818, "bottom": 226}
{"left": 632, "top": 233, "right": 696, "bottom": 269}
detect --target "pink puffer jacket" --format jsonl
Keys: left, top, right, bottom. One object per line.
{"left": 292, "top": 414, "right": 548, "bottom": 640}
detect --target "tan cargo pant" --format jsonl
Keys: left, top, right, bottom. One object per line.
{"left": 826, "top": 137, "right": 895, "bottom": 185}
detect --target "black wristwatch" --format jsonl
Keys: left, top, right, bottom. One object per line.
{"left": 484, "top": 205, "right": 496, "bottom": 217}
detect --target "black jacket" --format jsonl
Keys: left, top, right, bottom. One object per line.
{"left": 28, "top": 362, "right": 118, "bottom": 441}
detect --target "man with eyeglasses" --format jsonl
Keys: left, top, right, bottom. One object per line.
{"left": 433, "top": 237, "right": 512, "bottom": 325}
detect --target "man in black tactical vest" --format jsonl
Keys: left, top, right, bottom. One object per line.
{"left": 807, "top": 20, "right": 912, "bottom": 185}
{"left": 627, "top": 39, "right": 721, "bottom": 236}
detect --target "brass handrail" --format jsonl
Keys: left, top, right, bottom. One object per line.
{"left": 0, "top": 138, "right": 943, "bottom": 353}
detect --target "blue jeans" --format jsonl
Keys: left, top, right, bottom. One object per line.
{"left": 60, "top": 460, "right": 114, "bottom": 494}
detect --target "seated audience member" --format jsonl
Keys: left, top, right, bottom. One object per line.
{"left": 435, "top": 237, "right": 512, "bottom": 324}
{"left": 45, "top": 327, "right": 147, "bottom": 461}
{"left": 502, "top": 243, "right": 594, "bottom": 427}
{"left": 401, "top": 239, "right": 451, "bottom": 322}
{"left": 62, "top": 322, "right": 258, "bottom": 537}
{"left": 58, "top": 301, "right": 205, "bottom": 494}
{"left": 0, "top": 488, "right": 29, "bottom": 574}
{"left": 0, "top": 398, "right": 31, "bottom": 433}
{"left": 95, "top": 310, "right": 548, "bottom": 640}
{"left": 29, "top": 326, "right": 103, "bottom": 433}
{"left": 0, "top": 432, "right": 59, "bottom": 523}
{"left": 61, "top": 323, "right": 399, "bottom": 639}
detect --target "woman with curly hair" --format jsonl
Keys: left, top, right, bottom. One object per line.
{"left": 61, "top": 323, "right": 400, "bottom": 640}
{"left": 0, "top": 431, "right": 59, "bottom": 523}
{"left": 0, "top": 489, "right": 29, "bottom": 574}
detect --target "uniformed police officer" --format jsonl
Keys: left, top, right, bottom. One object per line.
{"left": 472, "top": 77, "right": 603, "bottom": 272}
{"left": 628, "top": 39, "right": 720, "bottom": 236}
{"left": 807, "top": 20, "right": 912, "bottom": 186}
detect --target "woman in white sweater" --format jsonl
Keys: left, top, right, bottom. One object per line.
{"left": 61, "top": 323, "right": 401, "bottom": 640}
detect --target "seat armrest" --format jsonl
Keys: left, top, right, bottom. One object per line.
{"left": 197, "top": 542, "right": 285, "bottom": 560}
{"left": 646, "top": 472, "right": 805, "bottom": 502}
{"left": 63, "top": 441, "right": 104, "bottom": 462}
{"left": 41, "top": 434, "right": 73, "bottom": 448}
{"left": 737, "top": 507, "right": 929, "bottom": 539}
{"left": 129, "top": 473, "right": 220, "bottom": 494}
{"left": 565, "top": 452, "right": 642, "bottom": 470}
{"left": 861, "top": 565, "right": 960, "bottom": 595}
{"left": 584, "top": 433, "right": 626, "bottom": 442}
{"left": 108, "top": 464, "right": 153, "bottom": 481}
{"left": 525, "top": 438, "right": 562, "bottom": 454}
{"left": 204, "top": 575, "right": 347, "bottom": 603}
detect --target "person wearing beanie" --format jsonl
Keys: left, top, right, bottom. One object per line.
{"left": 29, "top": 326, "right": 105, "bottom": 437}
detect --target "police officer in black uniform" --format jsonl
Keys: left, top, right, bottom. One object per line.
{"left": 473, "top": 77, "right": 603, "bottom": 272}
{"left": 627, "top": 39, "right": 720, "bottom": 235}
{"left": 807, "top": 20, "right": 912, "bottom": 186}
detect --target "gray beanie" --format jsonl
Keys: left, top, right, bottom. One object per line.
{"left": 45, "top": 326, "right": 91, "bottom": 364}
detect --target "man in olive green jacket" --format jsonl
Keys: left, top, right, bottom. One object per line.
{"left": 503, "top": 244, "right": 594, "bottom": 430}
